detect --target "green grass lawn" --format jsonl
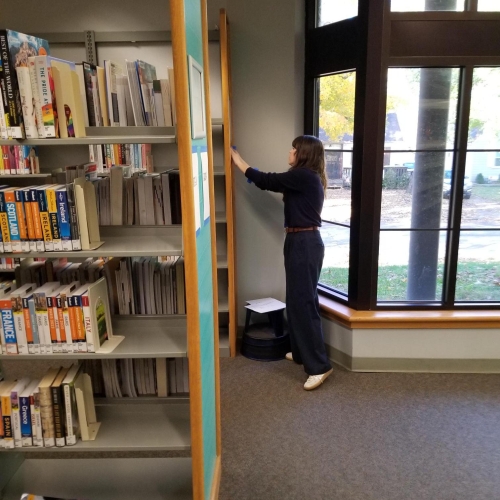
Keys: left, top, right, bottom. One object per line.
{"left": 473, "top": 184, "right": 500, "bottom": 202}
{"left": 320, "top": 261, "right": 500, "bottom": 301}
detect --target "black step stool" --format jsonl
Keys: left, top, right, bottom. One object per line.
{"left": 240, "top": 306, "right": 290, "bottom": 361}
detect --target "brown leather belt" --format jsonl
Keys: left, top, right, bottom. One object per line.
{"left": 284, "top": 226, "right": 319, "bottom": 233}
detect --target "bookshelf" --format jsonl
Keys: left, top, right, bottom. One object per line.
{"left": 0, "top": 2, "right": 222, "bottom": 500}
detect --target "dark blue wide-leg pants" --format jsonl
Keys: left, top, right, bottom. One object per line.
{"left": 284, "top": 230, "right": 332, "bottom": 376}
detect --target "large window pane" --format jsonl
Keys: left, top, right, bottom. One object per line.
{"left": 319, "top": 223, "right": 350, "bottom": 295}
{"left": 469, "top": 68, "right": 500, "bottom": 150}
{"left": 478, "top": 0, "right": 500, "bottom": 11}
{"left": 318, "top": 0, "right": 358, "bottom": 27}
{"left": 378, "top": 230, "right": 447, "bottom": 302}
{"left": 456, "top": 231, "right": 500, "bottom": 301}
{"left": 319, "top": 72, "right": 355, "bottom": 225}
{"left": 385, "top": 68, "right": 459, "bottom": 151}
{"left": 462, "top": 153, "right": 500, "bottom": 228}
{"left": 391, "top": 0, "right": 464, "bottom": 12}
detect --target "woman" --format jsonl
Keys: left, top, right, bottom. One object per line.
{"left": 231, "top": 135, "right": 333, "bottom": 391}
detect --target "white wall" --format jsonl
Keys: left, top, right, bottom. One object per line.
{"left": 226, "top": 0, "right": 305, "bottom": 323}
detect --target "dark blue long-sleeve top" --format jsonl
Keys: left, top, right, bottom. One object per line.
{"left": 245, "top": 167, "right": 324, "bottom": 228}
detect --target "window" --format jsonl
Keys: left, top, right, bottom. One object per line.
{"left": 379, "top": 68, "right": 459, "bottom": 303}
{"left": 391, "top": 0, "right": 465, "bottom": 12}
{"left": 306, "top": 0, "right": 500, "bottom": 309}
{"left": 317, "top": 0, "right": 358, "bottom": 27}
{"left": 318, "top": 72, "right": 355, "bottom": 296}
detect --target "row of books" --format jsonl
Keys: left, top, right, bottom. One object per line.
{"left": 88, "top": 143, "right": 153, "bottom": 173}
{"left": 0, "top": 29, "right": 178, "bottom": 140}
{"left": 0, "top": 364, "right": 88, "bottom": 449}
{"left": 0, "top": 276, "right": 113, "bottom": 356}
{"left": 13, "top": 255, "right": 186, "bottom": 317}
{"left": 0, "top": 184, "right": 83, "bottom": 253}
{"left": 91, "top": 168, "right": 182, "bottom": 226}
{"left": 115, "top": 256, "right": 186, "bottom": 315}
{"left": 0, "top": 259, "right": 20, "bottom": 270}
{"left": 1, "top": 145, "right": 40, "bottom": 174}
{"left": 84, "top": 358, "right": 189, "bottom": 398}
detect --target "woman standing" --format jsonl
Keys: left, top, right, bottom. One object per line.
{"left": 231, "top": 136, "right": 333, "bottom": 391}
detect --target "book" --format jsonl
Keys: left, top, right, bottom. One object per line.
{"left": 82, "top": 62, "right": 101, "bottom": 127}
{"left": 96, "top": 65, "right": 109, "bottom": 127}
{"left": 9, "top": 378, "right": 30, "bottom": 448}
{"left": 33, "top": 281, "right": 60, "bottom": 354}
{"left": 50, "top": 57, "right": 86, "bottom": 138}
{"left": 0, "top": 380, "right": 17, "bottom": 448}
{"left": 34, "top": 55, "right": 58, "bottom": 137}
{"left": 37, "top": 186, "right": 54, "bottom": 251}
{"left": 28, "top": 56, "right": 45, "bottom": 137}
{"left": 153, "top": 80, "right": 165, "bottom": 126}
{"left": 63, "top": 363, "right": 83, "bottom": 445}
{"left": 10, "top": 283, "right": 37, "bottom": 355}
{"left": 105, "top": 60, "right": 121, "bottom": 126}
{"left": 51, "top": 366, "right": 70, "bottom": 447}
{"left": 56, "top": 186, "right": 73, "bottom": 251}
{"left": 160, "top": 78, "right": 173, "bottom": 127}
{"left": 16, "top": 63, "right": 38, "bottom": 138}
{"left": 38, "top": 366, "right": 61, "bottom": 447}
{"left": 66, "top": 183, "right": 81, "bottom": 250}
{"left": 4, "top": 188, "right": 22, "bottom": 253}
{"left": 70, "top": 284, "right": 88, "bottom": 352}
{"left": 29, "top": 186, "right": 45, "bottom": 251}
{"left": 0, "top": 292, "right": 17, "bottom": 354}
{"left": 14, "top": 188, "right": 30, "bottom": 252}
{"left": 19, "top": 379, "right": 39, "bottom": 447}
{"left": 126, "top": 60, "right": 145, "bottom": 126}
{"left": 46, "top": 185, "right": 64, "bottom": 251}
{"left": 0, "top": 60, "right": 10, "bottom": 138}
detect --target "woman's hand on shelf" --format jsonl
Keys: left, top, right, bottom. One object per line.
{"left": 230, "top": 147, "right": 250, "bottom": 174}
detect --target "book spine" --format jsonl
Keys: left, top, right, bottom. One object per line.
{"left": 63, "top": 382, "right": 77, "bottom": 445}
{"left": 46, "top": 296, "right": 57, "bottom": 354}
{"left": 81, "top": 292, "right": 95, "bottom": 352}
{"left": 66, "top": 184, "right": 81, "bottom": 250}
{"left": 4, "top": 191, "right": 21, "bottom": 253}
{"left": 32, "top": 388, "right": 43, "bottom": 447}
{"left": 37, "top": 188, "right": 54, "bottom": 251}
{"left": 11, "top": 389, "right": 24, "bottom": 448}
{"left": 56, "top": 189, "right": 73, "bottom": 251}
{"left": 0, "top": 63, "right": 10, "bottom": 138}
{"left": 39, "top": 386, "right": 55, "bottom": 447}
{"left": 14, "top": 189, "right": 30, "bottom": 252}
{"left": 1, "top": 393, "right": 14, "bottom": 449}
{"left": 28, "top": 57, "right": 45, "bottom": 138}
{"left": 67, "top": 295, "right": 78, "bottom": 353}
{"left": 28, "top": 297, "right": 40, "bottom": 354}
{"left": 16, "top": 66, "right": 38, "bottom": 138}
{"left": 51, "top": 385, "right": 65, "bottom": 447}
{"left": 22, "top": 296, "right": 34, "bottom": 354}
{"left": 20, "top": 394, "right": 32, "bottom": 447}
{"left": 56, "top": 296, "right": 68, "bottom": 353}
{"left": 46, "top": 187, "right": 62, "bottom": 251}
{"left": 0, "top": 298, "right": 17, "bottom": 354}
{"left": 34, "top": 292, "right": 49, "bottom": 354}
{"left": 22, "top": 189, "right": 37, "bottom": 251}
{"left": 12, "top": 295, "right": 28, "bottom": 355}
{"left": 29, "top": 187, "right": 45, "bottom": 251}
{"left": 28, "top": 393, "right": 36, "bottom": 447}
{"left": 73, "top": 294, "right": 87, "bottom": 352}
{"left": 35, "top": 55, "right": 57, "bottom": 137}
{"left": 0, "top": 31, "right": 25, "bottom": 138}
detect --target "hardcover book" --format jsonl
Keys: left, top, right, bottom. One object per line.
{"left": 0, "top": 30, "right": 50, "bottom": 139}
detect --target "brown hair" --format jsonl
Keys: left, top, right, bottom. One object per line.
{"left": 290, "top": 135, "right": 327, "bottom": 191}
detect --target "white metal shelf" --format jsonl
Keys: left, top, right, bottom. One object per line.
{"left": 2, "top": 458, "right": 193, "bottom": 500}
{"left": 0, "top": 403, "right": 191, "bottom": 453}
{"left": 0, "top": 316, "right": 187, "bottom": 360}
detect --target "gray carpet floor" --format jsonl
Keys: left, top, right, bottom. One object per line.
{"left": 219, "top": 355, "right": 500, "bottom": 500}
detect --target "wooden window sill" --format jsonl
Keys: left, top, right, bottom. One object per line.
{"left": 319, "top": 296, "right": 500, "bottom": 329}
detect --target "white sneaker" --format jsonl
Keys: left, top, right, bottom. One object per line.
{"left": 304, "top": 368, "right": 333, "bottom": 391}
{"left": 285, "top": 352, "right": 293, "bottom": 361}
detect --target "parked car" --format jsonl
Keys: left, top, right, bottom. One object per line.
{"left": 443, "top": 169, "right": 472, "bottom": 199}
